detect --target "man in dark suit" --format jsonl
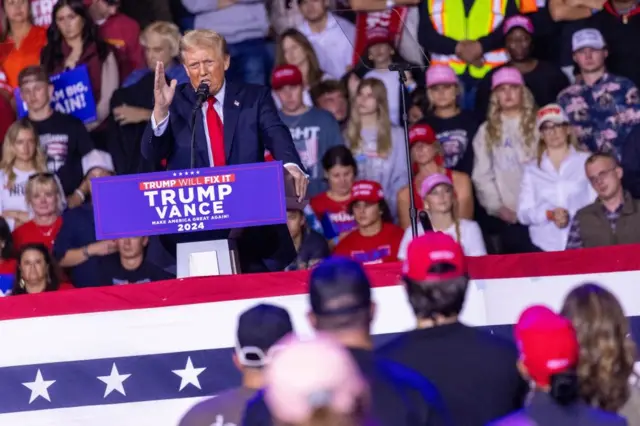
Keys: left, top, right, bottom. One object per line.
{"left": 141, "top": 29, "right": 308, "bottom": 273}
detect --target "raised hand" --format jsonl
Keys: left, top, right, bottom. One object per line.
{"left": 153, "top": 61, "right": 177, "bottom": 123}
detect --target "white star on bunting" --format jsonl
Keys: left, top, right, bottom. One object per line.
{"left": 172, "top": 357, "right": 206, "bottom": 391}
{"left": 97, "top": 363, "right": 131, "bottom": 397}
{"left": 22, "top": 369, "right": 55, "bottom": 403}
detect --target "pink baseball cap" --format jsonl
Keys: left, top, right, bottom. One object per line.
{"left": 491, "top": 66, "right": 524, "bottom": 89}
{"left": 264, "top": 334, "right": 368, "bottom": 424}
{"left": 426, "top": 64, "right": 458, "bottom": 88}
{"left": 419, "top": 173, "right": 453, "bottom": 198}
{"left": 503, "top": 15, "right": 534, "bottom": 35}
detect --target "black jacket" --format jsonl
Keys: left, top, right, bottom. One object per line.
{"left": 241, "top": 347, "right": 453, "bottom": 426}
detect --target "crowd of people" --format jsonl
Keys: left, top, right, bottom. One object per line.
{"left": 177, "top": 233, "right": 640, "bottom": 425}
{"left": 0, "top": 0, "right": 635, "bottom": 288}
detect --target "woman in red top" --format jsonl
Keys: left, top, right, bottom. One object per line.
{"left": 13, "top": 173, "right": 64, "bottom": 251}
{"left": 40, "top": 0, "right": 118, "bottom": 141}
{"left": 310, "top": 146, "right": 357, "bottom": 242}
{"left": 0, "top": 0, "right": 47, "bottom": 88}
{"left": 10, "top": 243, "right": 60, "bottom": 295}
{"left": 334, "top": 180, "right": 404, "bottom": 264}
{"left": 396, "top": 123, "right": 474, "bottom": 229}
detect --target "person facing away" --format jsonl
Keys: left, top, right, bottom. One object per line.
{"left": 488, "top": 305, "right": 627, "bottom": 426}
{"left": 377, "top": 232, "right": 529, "bottom": 426}
{"left": 179, "top": 303, "right": 294, "bottom": 426}
{"left": 242, "top": 257, "right": 454, "bottom": 426}
{"left": 263, "top": 333, "right": 374, "bottom": 426}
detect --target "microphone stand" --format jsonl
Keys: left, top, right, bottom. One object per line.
{"left": 190, "top": 107, "right": 198, "bottom": 170}
{"left": 389, "top": 62, "right": 418, "bottom": 239}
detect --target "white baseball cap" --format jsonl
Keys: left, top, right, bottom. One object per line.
{"left": 572, "top": 28, "right": 606, "bottom": 52}
{"left": 82, "top": 149, "right": 115, "bottom": 176}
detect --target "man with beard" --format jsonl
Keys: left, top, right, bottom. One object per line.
{"left": 475, "top": 15, "right": 569, "bottom": 118}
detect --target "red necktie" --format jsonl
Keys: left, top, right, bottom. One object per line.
{"left": 206, "top": 97, "right": 226, "bottom": 166}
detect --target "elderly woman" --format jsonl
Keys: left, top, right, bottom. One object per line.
{"left": 121, "top": 21, "right": 187, "bottom": 89}
{"left": 10, "top": 243, "right": 60, "bottom": 295}
{"left": 12, "top": 173, "right": 65, "bottom": 251}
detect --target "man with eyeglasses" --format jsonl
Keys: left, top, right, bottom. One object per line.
{"left": 566, "top": 152, "right": 640, "bottom": 249}
{"left": 179, "top": 303, "right": 293, "bottom": 426}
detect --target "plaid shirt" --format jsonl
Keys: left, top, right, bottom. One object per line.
{"left": 565, "top": 202, "right": 623, "bottom": 249}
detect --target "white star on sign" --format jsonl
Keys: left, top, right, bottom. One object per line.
{"left": 173, "top": 173, "right": 177, "bottom": 177}
{"left": 22, "top": 369, "right": 55, "bottom": 403}
{"left": 172, "top": 357, "right": 206, "bottom": 391}
{"left": 196, "top": 170, "right": 200, "bottom": 175}
{"left": 97, "top": 363, "right": 131, "bottom": 397}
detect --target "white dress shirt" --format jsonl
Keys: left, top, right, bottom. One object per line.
{"left": 397, "top": 219, "right": 487, "bottom": 260}
{"left": 297, "top": 13, "right": 355, "bottom": 79}
{"left": 151, "top": 81, "right": 304, "bottom": 174}
{"left": 517, "top": 148, "right": 597, "bottom": 252}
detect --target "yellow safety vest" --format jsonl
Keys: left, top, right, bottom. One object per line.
{"left": 428, "top": 0, "right": 509, "bottom": 79}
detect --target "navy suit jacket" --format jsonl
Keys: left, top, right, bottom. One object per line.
{"left": 141, "top": 81, "right": 304, "bottom": 272}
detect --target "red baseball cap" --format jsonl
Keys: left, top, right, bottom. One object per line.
{"left": 409, "top": 124, "right": 437, "bottom": 146}
{"left": 271, "top": 65, "right": 303, "bottom": 91}
{"left": 366, "top": 26, "right": 393, "bottom": 47}
{"left": 514, "top": 305, "right": 579, "bottom": 387}
{"left": 402, "top": 232, "right": 466, "bottom": 282}
{"left": 351, "top": 180, "right": 384, "bottom": 204}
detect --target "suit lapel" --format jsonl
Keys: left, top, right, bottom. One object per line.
{"left": 223, "top": 82, "right": 241, "bottom": 161}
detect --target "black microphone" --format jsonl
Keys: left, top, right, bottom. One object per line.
{"left": 194, "top": 82, "right": 210, "bottom": 110}
{"left": 190, "top": 82, "right": 210, "bottom": 169}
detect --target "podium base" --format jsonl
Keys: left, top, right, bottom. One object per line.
{"left": 176, "top": 239, "right": 240, "bottom": 278}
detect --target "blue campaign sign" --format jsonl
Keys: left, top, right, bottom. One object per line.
{"left": 91, "top": 162, "right": 287, "bottom": 240}
{"left": 14, "top": 65, "right": 97, "bottom": 124}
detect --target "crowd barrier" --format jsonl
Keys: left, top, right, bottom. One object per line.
{"left": 0, "top": 245, "right": 639, "bottom": 425}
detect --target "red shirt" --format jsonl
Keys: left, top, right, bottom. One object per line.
{"left": 99, "top": 13, "right": 145, "bottom": 81}
{"left": 12, "top": 217, "right": 63, "bottom": 252}
{"left": 334, "top": 222, "right": 404, "bottom": 264}
{"left": 310, "top": 192, "right": 356, "bottom": 235}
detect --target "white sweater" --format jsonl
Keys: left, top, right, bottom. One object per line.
{"left": 397, "top": 219, "right": 487, "bottom": 260}
{"left": 472, "top": 116, "right": 538, "bottom": 215}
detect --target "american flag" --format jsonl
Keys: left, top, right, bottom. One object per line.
{"left": 0, "top": 246, "right": 636, "bottom": 425}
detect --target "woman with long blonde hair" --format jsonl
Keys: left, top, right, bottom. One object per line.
{"left": 396, "top": 123, "right": 474, "bottom": 229}
{"left": 561, "top": 283, "right": 640, "bottom": 424}
{"left": 345, "top": 78, "right": 407, "bottom": 221}
{"left": 273, "top": 29, "right": 330, "bottom": 108}
{"left": 517, "top": 104, "right": 595, "bottom": 252}
{"left": 0, "top": 119, "right": 47, "bottom": 230}
{"left": 397, "top": 173, "right": 486, "bottom": 259}
{"left": 471, "top": 67, "right": 538, "bottom": 254}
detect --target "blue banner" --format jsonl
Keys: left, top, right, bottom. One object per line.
{"left": 14, "top": 65, "right": 97, "bottom": 124}
{"left": 91, "top": 162, "right": 287, "bottom": 240}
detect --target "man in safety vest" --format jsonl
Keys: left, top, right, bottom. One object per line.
{"left": 417, "top": 0, "right": 519, "bottom": 107}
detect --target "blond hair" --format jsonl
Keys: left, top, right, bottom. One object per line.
{"left": 423, "top": 185, "right": 461, "bottom": 242}
{"left": 485, "top": 85, "right": 537, "bottom": 153}
{"left": 180, "top": 29, "right": 228, "bottom": 61}
{"left": 346, "top": 78, "right": 392, "bottom": 156}
{"left": 141, "top": 21, "right": 181, "bottom": 58}
{"left": 536, "top": 128, "right": 583, "bottom": 167}
{"left": 25, "top": 174, "right": 65, "bottom": 215}
{"left": 1, "top": 120, "right": 47, "bottom": 189}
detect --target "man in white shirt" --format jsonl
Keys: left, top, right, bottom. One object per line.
{"left": 296, "top": 0, "right": 356, "bottom": 79}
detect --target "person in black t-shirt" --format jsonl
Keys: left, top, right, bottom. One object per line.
{"left": 100, "top": 236, "right": 174, "bottom": 285}
{"left": 475, "top": 15, "right": 570, "bottom": 119}
{"left": 18, "top": 66, "right": 94, "bottom": 208}
{"left": 378, "top": 232, "right": 528, "bottom": 426}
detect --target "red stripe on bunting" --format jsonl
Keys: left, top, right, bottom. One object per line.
{"left": 0, "top": 244, "right": 638, "bottom": 321}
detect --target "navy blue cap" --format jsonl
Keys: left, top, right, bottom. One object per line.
{"left": 309, "top": 257, "right": 372, "bottom": 316}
